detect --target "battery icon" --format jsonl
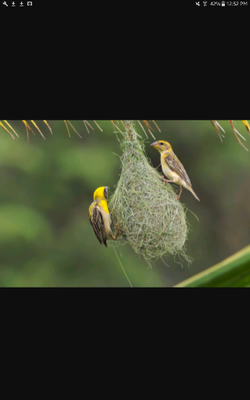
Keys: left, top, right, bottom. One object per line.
{"left": 221, "top": 1, "right": 226, "bottom": 5}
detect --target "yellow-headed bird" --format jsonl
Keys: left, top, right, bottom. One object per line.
{"left": 150, "top": 141, "right": 200, "bottom": 202}
{"left": 89, "top": 186, "right": 121, "bottom": 247}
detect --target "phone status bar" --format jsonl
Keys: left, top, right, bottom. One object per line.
{"left": 195, "top": 1, "right": 248, "bottom": 5}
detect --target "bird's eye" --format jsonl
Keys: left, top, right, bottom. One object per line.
{"left": 160, "top": 142, "right": 164, "bottom": 145}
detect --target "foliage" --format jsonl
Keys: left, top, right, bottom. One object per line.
{"left": 175, "top": 245, "right": 250, "bottom": 287}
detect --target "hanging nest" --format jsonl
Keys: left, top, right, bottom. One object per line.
{"left": 108, "top": 121, "right": 190, "bottom": 266}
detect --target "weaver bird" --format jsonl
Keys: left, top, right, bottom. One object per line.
{"left": 150, "top": 140, "right": 200, "bottom": 202}
{"left": 89, "top": 186, "right": 121, "bottom": 247}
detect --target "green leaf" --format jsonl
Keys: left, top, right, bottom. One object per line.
{"left": 175, "top": 245, "right": 250, "bottom": 287}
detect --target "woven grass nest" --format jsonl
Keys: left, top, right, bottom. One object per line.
{"left": 108, "top": 122, "right": 190, "bottom": 266}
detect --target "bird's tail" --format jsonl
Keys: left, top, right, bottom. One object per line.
{"left": 189, "top": 187, "right": 200, "bottom": 201}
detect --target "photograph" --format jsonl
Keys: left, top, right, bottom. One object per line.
{"left": 0, "top": 119, "right": 249, "bottom": 287}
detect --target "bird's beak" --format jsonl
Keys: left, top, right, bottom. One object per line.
{"left": 104, "top": 186, "right": 109, "bottom": 200}
{"left": 150, "top": 141, "right": 159, "bottom": 148}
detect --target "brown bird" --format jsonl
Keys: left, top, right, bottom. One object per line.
{"left": 150, "top": 140, "right": 200, "bottom": 202}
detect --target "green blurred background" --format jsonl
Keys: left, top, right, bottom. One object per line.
{"left": 0, "top": 120, "right": 249, "bottom": 287}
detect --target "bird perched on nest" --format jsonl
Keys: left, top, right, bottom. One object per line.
{"left": 150, "top": 140, "right": 200, "bottom": 202}
{"left": 89, "top": 186, "right": 121, "bottom": 247}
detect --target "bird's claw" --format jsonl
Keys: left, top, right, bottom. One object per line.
{"left": 116, "top": 223, "right": 122, "bottom": 235}
{"left": 176, "top": 186, "right": 183, "bottom": 201}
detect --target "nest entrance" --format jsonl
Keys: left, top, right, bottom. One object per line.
{"left": 108, "top": 122, "right": 189, "bottom": 266}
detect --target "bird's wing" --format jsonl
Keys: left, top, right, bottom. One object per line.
{"left": 164, "top": 153, "right": 192, "bottom": 187}
{"left": 89, "top": 204, "right": 107, "bottom": 247}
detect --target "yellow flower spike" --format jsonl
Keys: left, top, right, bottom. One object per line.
{"left": 210, "top": 120, "right": 219, "bottom": 134}
{"left": 22, "top": 120, "right": 35, "bottom": 135}
{"left": 229, "top": 120, "right": 248, "bottom": 152}
{"left": 93, "top": 120, "right": 103, "bottom": 132}
{"left": 242, "top": 120, "right": 250, "bottom": 133}
{"left": 0, "top": 121, "right": 16, "bottom": 140}
{"left": 111, "top": 120, "right": 124, "bottom": 135}
{"left": 82, "top": 120, "right": 94, "bottom": 135}
{"left": 142, "top": 120, "right": 156, "bottom": 140}
{"left": 120, "top": 120, "right": 127, "bottom": 130}
{"left": 3, "top": 120, "right": 19, "bottom": 138}
{"left": 67, "top": 120, "right": 82, "bottom": 138}
{"left": 210, "top": 120, "right": 225, "bottom": 142}
{"left": 150, "top": 120, "right": 161, "bottom": 132}
{"left": 23, "top": 121, "right": 29, "bottom": 142}
{"left": 22, "top": 120, "right": 35, "bottom": 142}
{"left": 143, "top": 120, "right": 153, "bottom": 130}
{"left": 64, "top": 120, "right": 71, "bottom": 137}
{"left": 30, "top": 120, "right": 46, "bottom": 140}
{"left": 43, "top": 120, "right": 53, "bottom": 135}
{"left": 63, "top": 120, "right": 82, "bottom": 138}
{"left": 137, "top": 120, "right": 149, "bottom": 138}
